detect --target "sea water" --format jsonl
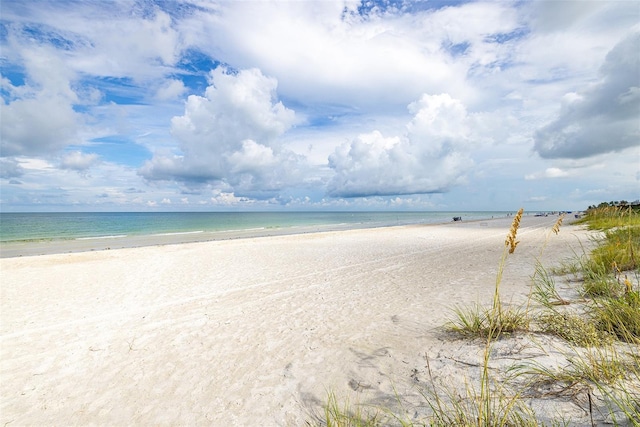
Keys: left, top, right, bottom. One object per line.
{"left": 0, "top": 211, "right": 507, "bottom": 244}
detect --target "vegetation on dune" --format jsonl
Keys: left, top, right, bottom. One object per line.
{"left": 310, "top": 204, "right": 640, "bottom": 426}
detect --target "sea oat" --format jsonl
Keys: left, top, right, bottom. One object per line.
{"left": 623, "top": 276, "right": 633, "bottom": 294}
{"left": 552, "top": 213, "right": 565, "bottom": 235}
{"left": 505, "top": 208, "right": 524, "bottom": 254}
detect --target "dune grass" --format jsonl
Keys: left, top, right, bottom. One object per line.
{"left": 419, "top": 346, "right": 543, "bottom": 427}
{"left": 576, "top": 205, "right": 639, "bottom": 273}
{"left": 448, "top": 209, "right": 528, "bottom": 340}
{"left": 319, "top": 391, "right": 381, "bottom": 427}
{"left": 509, "top": 343, "right": 640, "bottom": 425}
{"left": 530, "top": 262, "right": 570, "bottom": 309}
{"left": 592, "top": 290, "right": 640, "bottom": 344}
{"left": 311, "top": 207, "right": 639, "bottom": 426}
{"left": 448, "top": 303, "right": 530, "bottom": 339}
{"left": 536, "top": 312, "right": 609, "bottom": 347}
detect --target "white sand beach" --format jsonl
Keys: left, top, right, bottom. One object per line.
{"left": 1, "top": 216, "right": 600, "bottom": 425}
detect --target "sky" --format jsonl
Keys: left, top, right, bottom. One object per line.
{"left": 0, "top": 0, "right": 638, "bottom": 212}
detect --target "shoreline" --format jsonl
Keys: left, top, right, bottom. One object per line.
{"left": 1, "top": 215, "right": 593, "bottom": 425}
{"left": 0, "top": 215, "right": 516, "bottom": 258}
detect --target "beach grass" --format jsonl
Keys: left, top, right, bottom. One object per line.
{"left": 591, "top": 290, "right": 640, "bottom": 344}
{"left": 535, "top": 207, "right": 639, "bottom": 345}
{"left": 447, "top": 304, "right": 530, "bottom": 339}
{"left": 312, "top": 205, "right": 640, "bottom": 426}
{"left": 530, "top": 262, "right": 569, "bottom": 309}
{"left": 536, "top": 312, "right": 609, "bottom": 347}
{"left": 576, "top": 205, "right": 639, "bottom": 273}
{"left": 510, "top": 342, "right": 640, "bottom": 425}
{"left": 421, "top": 347, "right": 541, "bottom": 427}
{"left": 318, "top": 391, "right": 381, "bottom": 427}
{"left": 447, "top": 209, "right": 528, "bottom": 340}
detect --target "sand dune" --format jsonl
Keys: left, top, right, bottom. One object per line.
{"left": 1, "top": 216, "right": 595, "bottom": 425}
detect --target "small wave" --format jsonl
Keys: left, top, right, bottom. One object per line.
{"left": 218, "top": 227, "right": 266, "bottom": 233}
{"left": 152, "top": 231, "right": 204, "bottom": 237}
{"left": 76, "top": 235, "right": 128, "bottom": 240}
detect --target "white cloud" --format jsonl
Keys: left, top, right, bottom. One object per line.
{"left": 210, "top": 190, "right": 250, "bottom": 206}
{"left": 327, "top": 94, "right": 474, "bottom": 197}
{"left": 0, "top": 46, "right": 81, "bottom": 156}
{"left": 155, "top": 79, "right": 186, "bottom": 100}
{"left": 59, "top": 151, "right": 100, "bottom": 171}
{"left": 534, "top": 32, "right": 640, "bottom": 159}
{"left": 3, "top": 2, "right": 181, "bottom": 80}
{"left": 0, "top": 1, "right": 184, "bottom": 163}
{"left": 528, "top": 1, "right": 638, "bottom": 36}
{"left": 227, "top": 139, "right": 277, "bottom": 173}
{"left": 1, "top": 96, "right": 79, "bottom": 156}
{"left": 1, "top": 1, "right": 638, "bottom": 212}
{"left": 184, "top": 1, "right": 521, "bottom": 110}
{"left": 544, "top": 167, "right": 570, "bottom": 179}
{"left": 140, "top": 68, "right": 304, "bottom": 196}
{"left": 17, "top": 158, "right": 55, "bottom": 172}
{"left": 517, "top": 1, "right": 638, "bottom": 79}
{"left": 20, "top": 46, "right": 78, "bottom": 101}
{"left": 525, "top": 167, "right": 571, "bottom": 180}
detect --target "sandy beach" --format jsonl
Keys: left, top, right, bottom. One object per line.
{"left": 1, "top": 216, "right": 599, "bottom": 425}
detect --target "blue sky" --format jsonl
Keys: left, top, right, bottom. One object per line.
{"left": 1, "top": 0, "right": 638, "bottom": 212}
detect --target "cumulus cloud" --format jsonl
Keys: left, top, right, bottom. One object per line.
{"left": 59, "top": 151, "right": 100, "bottom": 171}
{"left": 534, "top": 32, "right": 640, "bottom": 159}
{"left": 140, "top": 68, "right": 303, "bottom": 196}
{"left": 327, "top": 94, "right": 474, "bottom": 197}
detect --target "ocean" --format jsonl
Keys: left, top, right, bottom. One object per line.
{"left": 0, "top": 211, "right": 506, "bottom": 244}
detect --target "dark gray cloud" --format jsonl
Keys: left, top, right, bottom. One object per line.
{"left": 534, "top": 32, "right": 640, "bottom": 159}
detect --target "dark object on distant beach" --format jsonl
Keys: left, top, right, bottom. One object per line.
{"left": 453, "top": 216, "right": 462, "bottom": 221}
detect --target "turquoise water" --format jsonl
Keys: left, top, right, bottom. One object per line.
{"left": 0, "top": 211, "right": 506, "bottom": 243}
